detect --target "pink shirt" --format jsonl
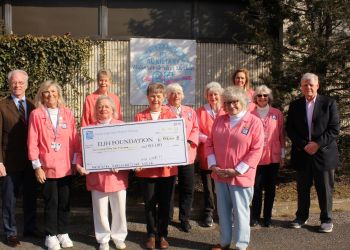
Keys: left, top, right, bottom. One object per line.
{"left": 134, "top": 106, "right": 178, "bottom": 178}
{"left": 28, "top": 106, "right": 77, "bottom": 178}
{"left": 168, "top": 105, "right": 199, "bottom": 164}
{"left": 251, "top": 106, "right": 285, "bottom": 165}
{"left": 76, "top": 119, "right": 129, "bottom": 193}
{"left": 205, "top": 113, "right": 264, "bottom": 187}
{"left": 196, "top": 104, "right": 226, "bottom": 170}
{"left": 81, "top": 90, "right": 122, "bottom": 127}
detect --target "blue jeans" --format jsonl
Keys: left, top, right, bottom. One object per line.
{"left": 215, "top": 181, "right": 253, "bottom": 249}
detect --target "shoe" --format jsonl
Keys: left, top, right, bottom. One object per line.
{"left": 99, "top": 242, "right": 109, "bottom": 250}
{"left": 146, "top": 236, "right": 156, "bottom": 250}
{"left": 114, "top": 240, "right": 126, "bottom": 250}
{"left": 159, "top": 237, "right": 169, "bottom": 249}
{"left": 289, "top": 219, "right": 308, "bottom": 229}
{"left": 263, "top": 218, "right": 272, "bottom": 227}
{"left": 23, "top": 229, "right": 43, "bottom": 238}
{"left": 319, "top": 222, "right": 333, "bottom": 233}
{"left": 57, "top": 233, "right": 73, "bottom": 248}
{"left": 45, "top": 235, "right": 61, "bottom": 250}
{"left": 250, "top": 219, "right": 259, "bottom": 227}
{"left": 180, "top": 220, "right": 192, "bottom": 232}
{"left": 6, "top": 235, "right": 20, "bottom": 247}
{"left": 211, "top": 243, "right": 230, "bottom": 250}
{"left": 203, "top": 215, "right": 214, "bottom": 227}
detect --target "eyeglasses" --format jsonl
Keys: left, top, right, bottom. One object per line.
{"left": 224, "top": 100, "right": 240, "bottom": 106}
{"left": 257, "top": 94, "right": 268, "bottom": 98}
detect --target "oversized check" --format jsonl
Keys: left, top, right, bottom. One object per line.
{"left": 81, "top": 118, "right": 189, "bottom": 172}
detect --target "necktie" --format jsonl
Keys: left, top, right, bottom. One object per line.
{"left": 18, "top": 100, "right": 26, "bottom": 123}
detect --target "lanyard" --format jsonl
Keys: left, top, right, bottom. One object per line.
{"left": 46, "top": 108, "right": 60, "bottom": 142}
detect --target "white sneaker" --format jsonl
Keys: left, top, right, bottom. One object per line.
{"left": 45, "top": 235, "right": 61, "bottom": 250}
{"left": 319, "top": 222, "right": 333, "bottom": 233}
{"left": 99, "top": 242, "right": 110, "bottom": 250}
{"left": 57, "top": 234, "right": 73, "bottom": 248}
{"left": 114, "top": 240, "right": 126, "bottom": 250}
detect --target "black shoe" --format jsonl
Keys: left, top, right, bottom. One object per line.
{"left": 180, "top": 220, "right": 192, "bottom": 232}
{"left": 263, "top": 218, "right": 272, "bottom": 227}
{"left": 250, "top": 219, "right": 259, "bottom": 227}
{"left": 6, "top": 235, "right": 20, "bottom": 247}
{"left": 203, "top": 215, "right": 214, "bottom": 227}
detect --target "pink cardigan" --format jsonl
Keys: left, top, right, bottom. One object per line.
{"left": 205, "top": 113, "right": 264, "bottom": 187}
{"left": 251, "top": 106, "right": 285, "bottom": 165}
{"left": 81, "top": 90, "right": 122, "bottom": 126}
{"left": 28, "top": 106, "right": 77, "bottom": 178}
{"left": 76, "top": 119, "right": 128, "bottom": 193}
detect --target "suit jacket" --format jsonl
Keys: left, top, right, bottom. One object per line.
{"left": 286, "top": 94, "right": 340, "bottom": 171}
{"left": 0, "top": 95, "right": 35, "bottom": 173}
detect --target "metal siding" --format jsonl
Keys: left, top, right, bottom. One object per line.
{"left": 66, "top": 41, "right": 267, "bottom": 123}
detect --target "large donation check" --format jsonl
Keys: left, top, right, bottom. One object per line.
{"left": 81, "top": 118, "right": 189, "bottom": 172}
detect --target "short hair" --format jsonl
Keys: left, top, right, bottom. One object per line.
{"left": 94, "top": 95, "right": 118, "bottom": 120}
{"left": 253, "top": 85, "right": 273, "bottom": 104}
{"left": 222, "top": 86, "right": 249, "bottom": 110}
{"left": 35, "top": 80, "right": 65, "bottom": 108}
{"left": 146, "top": 83, "right": 165, "bottom": 96}
{"left": 301, "top": 73, "right": 319, "bottom": 84}
{"left": 232, "top": 68, "right": 251, "bottom": 91}
{"left": 97, "top": 69, "right": 112, "bottom": 81}
{"left": 204, "top": 81, "right": 224, "bottom": 99}
{"left": 165, "top": 83, "right": 184, "bottom": 99}
{"left": 7, "top": 69, "right": 29, "bottom": 86}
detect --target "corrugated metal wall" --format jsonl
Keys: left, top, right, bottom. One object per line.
{"left": 70, "top": 41, "right": 268, "bottom": 123}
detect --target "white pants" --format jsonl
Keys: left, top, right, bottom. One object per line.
{"left": 91, "top": 190, "right": 128, "bottom": 244}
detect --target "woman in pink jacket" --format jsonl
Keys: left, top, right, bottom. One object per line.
{"left": 250, "top": 85, "right": 285, "bottom": 228}
{"left": 166, "top": 83, "right": 199, "bottom": 233}
{"left": 232, "top": 68, "right": 255, "bottom": 112}
{"left": 76, "top": 95, "right": 128, "bottom": 250}
{"left": 134, "top": 83, "right": 177, "bottom": 250}
{"left": 28, "top": 80, "right": 77, "bottom": 250}
{"left": 196, "top": 81, "right": 225, "bottom": 227}
{"left": 206, "top": 86, "right": 264, "bottom": 250}
{"left": 81, "top": 69, "right": 122, "bottom": 127}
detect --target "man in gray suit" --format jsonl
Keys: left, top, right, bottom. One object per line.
{"left": 286, "top": 73, "right": 340, "bottom": 233}
{"left": 0, "top": 70, "right": 38, "bottom": 247}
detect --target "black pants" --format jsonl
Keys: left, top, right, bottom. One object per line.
{"left": 296, "top": 164, "right": 334, "bottom": 223}
{"left": 43, "top": 176, "right": 71, "bottom": 236}
{"left": 200, "top": 169, "right": 215, "bottom": 218}
{"left": 169, "top": 164, "right": 194, "bottom": 222}
{"left": 2, "top": 167, "right": 37, "bottom": 236}
{"left": 140, "top": 176, "right": 176, "bottom": 238}
{"left": 251, "top": 163, "right": 279, "bottom": 221}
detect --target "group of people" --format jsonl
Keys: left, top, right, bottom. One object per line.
{"left": 0, "top": 67, "right": 339, "bottom": 250}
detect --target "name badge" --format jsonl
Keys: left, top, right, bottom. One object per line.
{"left": 241, "top": 127, "right": 249, "bottom": 135}
{"left": 51, "top": 142, "right": 61, "bottom": 152}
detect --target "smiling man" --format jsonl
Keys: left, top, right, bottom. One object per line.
{"left": 0, "top": 70, "right": 38, "bottom": 247}
{"left": 286, "top": 73, "right": 340, "bottom": 233}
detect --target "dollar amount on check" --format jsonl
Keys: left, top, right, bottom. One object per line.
{"left": 81, "top": 118, "right": 189, "bottom": 172}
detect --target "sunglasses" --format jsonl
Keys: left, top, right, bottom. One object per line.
{"left": 224, "top": 100, "right": 240, "bottom": 106}
{"left": 257, "top": 94, "right": 268, "bottom": 98}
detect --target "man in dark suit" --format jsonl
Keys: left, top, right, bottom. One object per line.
{"left": 0, "top": 69, "right": 38, "bottom": 247}
{"left": 286, "top": 73, "right": 340, "bottom": 233}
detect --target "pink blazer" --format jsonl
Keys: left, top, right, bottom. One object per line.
{"left": 134, "top": 106, "right": 178, "bottom": 178}
{"left": 81, "top": 90, "right": 122, "bottom": 127}
{"left": 179, "top": 105, "right": 199, "bottom": 164}
{"left": 205, "top": 113, "right": 264, "bottom": 187}
{"left": 196, "top": 104, "right": 226, "bottom": 170}
{"left": 28, "top": 106, "right": 77, "bottom": 178}
{"left": 251, "top": 106, "right": 285, "bottom": 165}
{"left": 76, "top": 119, "right": 129, "bottom": 193}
